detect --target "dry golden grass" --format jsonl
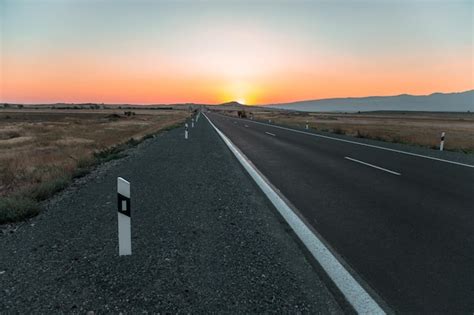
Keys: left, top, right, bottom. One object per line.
{"left": 0, "top": 109, "right": 189, "bottom": 222}
{"left": 222, "top": 108, "right": 474, "bottom": 153}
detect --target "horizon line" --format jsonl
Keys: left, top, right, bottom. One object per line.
{"left": 2, "top": 89, "right": 472, "bottom": 107}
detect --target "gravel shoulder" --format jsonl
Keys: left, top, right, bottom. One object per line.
{"left": 1, "top": 115, "right": 344, "bottom": 313}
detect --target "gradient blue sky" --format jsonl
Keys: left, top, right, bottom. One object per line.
{"left": 1, "top": 0, "right": 473, "bottom": 104}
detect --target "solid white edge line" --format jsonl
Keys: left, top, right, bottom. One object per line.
{"left": 265, "top": 132, "right": 276, "bottom": 137}
{"left": 237, "top": 117, "right": 474, "bottom": 169}
{"left": 345, "top": 157, "right": 401, "bottom": 176}
{"left": 203, "top": 113, "right": 386, "bottom": 315}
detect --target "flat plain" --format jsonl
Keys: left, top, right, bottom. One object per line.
{"left": 0, "top": 108, "right": 189, "bottom": 222}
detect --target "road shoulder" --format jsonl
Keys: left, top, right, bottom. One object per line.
{"left": 1, "top": 115, "right": 344, "bottom": 313}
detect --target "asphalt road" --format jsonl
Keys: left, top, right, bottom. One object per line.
{"left": 1, "top": 115, "right": 343, "bottom": 313}
{"left": 206, "top": 111, "right": 474, "bottom": 313}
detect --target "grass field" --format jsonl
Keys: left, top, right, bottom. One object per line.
{"left": 217, "top": 108, "right": 474, "bottom": 153}
{"left": 0, "top": 108, "right": 190, "bottom": 223}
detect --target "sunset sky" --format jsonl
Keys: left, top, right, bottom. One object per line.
{"left": 1, "top": 0, "right": 473, "bottom": 105}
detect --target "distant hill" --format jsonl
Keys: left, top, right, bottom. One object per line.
{"left": 216, "top": 101, "right": 247, "bottom": 108}
{"left": 212, "top": 101, "right": 248, "bottom": 110}
{"left": 218, "top": 101, "right": 244, "bottom": 107}
{"left": 266, "top": 90, "right": 474, "bottom": 112}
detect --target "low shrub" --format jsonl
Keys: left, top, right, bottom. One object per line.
{"left": 355, "top": 130, "right": 367, "bottom": 138}
{"left": 76, "top": 157, "right": 95, "bottom": 169}
{"left": 332, "top": 128, "right": 346, "bottom": 135}
{"left": 126, "top": 138, "right": 140, "bottom": 146}
{"left": 0, "top": 130, "right": 21, "bottom": 140}
{"left": 30, "top": 176, "right": 71, "bottom": 201}
{"left": 93, "top": 145, "right": 124, "bottom": 162}
{"left": 0, "top": 196, "right": 39, "bottom": 224}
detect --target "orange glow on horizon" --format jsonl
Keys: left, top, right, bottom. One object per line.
{"left": 2, "top": 1, "right": 473, "bottom": 105}
{"left": 2, "top": 48, "right": 472, "bottom": 105}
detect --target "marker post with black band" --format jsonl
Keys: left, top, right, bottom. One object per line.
{"left": 440, "top": 132, "right": 445, "bottom": 151}
{"left": 117, "top": 177, "right": 131, "bottom": 256}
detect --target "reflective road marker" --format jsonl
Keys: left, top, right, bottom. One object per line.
{"left": 117, "top": 177, "right": 131, "bottom": 256}
{"left": 440, "top": 132, "right": 445, "bottom": 151}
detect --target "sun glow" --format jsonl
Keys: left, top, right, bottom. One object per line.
{"left": 2, "top": 2, "right": 472, "bottom": 105}
{"left": 216, "top": 80, "right": 263, "bottom": 105}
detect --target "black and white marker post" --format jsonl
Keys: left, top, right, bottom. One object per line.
{"left": 185, "top": 123, "right": 189, "bottom": 139}
{"left": 117, "top": 177, "right": 131, "bottom": 256}
{"left": 440, "top": 132, "right": 445, "bottom": 151}
{"left": 305, "top": 120, "right": 309, "bottom": 130}
{"left": 192, "top": 118, "right": 195, "bottom": 128}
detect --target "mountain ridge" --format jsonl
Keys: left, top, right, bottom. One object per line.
{"left": 265, "top": 90, "right": 474, "bottom": 112}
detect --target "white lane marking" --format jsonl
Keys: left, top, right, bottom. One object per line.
{"left": 345, "top": 157, "right": 401, "bottom": 176}
{"left": 204, "top": 113, "right": 386, "bottom": 314}
{"left": 244, "top": 125, "right": 249, "bottom": 128}
{"left": 235, "top": 117, "right": 474, "bottom": 169}
{"left": 265, "top": 132, "right": 276, "bottom": 137}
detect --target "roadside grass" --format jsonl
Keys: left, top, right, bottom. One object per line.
{"left": 0, "top": 109, "right": 190, "bottom": 224}
{"left": 0, "top": 196, "right": 39, "bottom": 223}
{"left": 29, "top": 176, "right": 71, "bottom": 201}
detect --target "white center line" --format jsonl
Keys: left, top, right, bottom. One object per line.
{"left": 345, "top": 156, "right": 401, "bottom": 176}
{"left": 265, "top": 132, "right": 276, "bottom": 137}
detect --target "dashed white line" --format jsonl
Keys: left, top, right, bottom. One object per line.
{"left": 244, "top": 125, "right": 249, "bottom": 128}
{"left": 204, "top": 113, "right": 386, "bottom": 314}
{"left": 265, "top": 132, "right": 276, "bottom": 137}
{"left": 345, "top": 156, "right": 401, "bottom": 176}
{"left": 237, "top": 118, "right": 474, "bottom": 169}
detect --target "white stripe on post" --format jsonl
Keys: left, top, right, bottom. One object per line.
{"left": 117, "top": 177, "right": 131, "bottom": 256}
{"left": 440, "top": 132, "right": 445, "bottom": 151}
{"left": 185, "top": 123, "right": 188, "bottom": 139}
{"left": 305, "top": 120, "right": 309, "bottom": 130}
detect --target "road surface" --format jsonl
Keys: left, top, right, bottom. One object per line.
{"left": 206, "top": 111, "right": 474, "bottom": 313}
